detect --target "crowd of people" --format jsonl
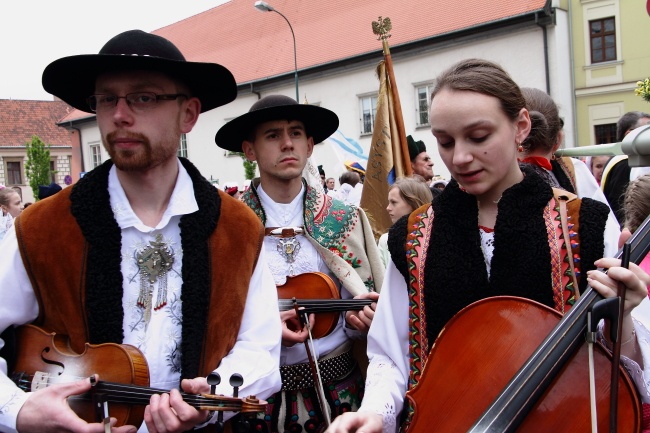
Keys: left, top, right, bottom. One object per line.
{"left": 0, "top": 30, "right": 648, "bottom": 433}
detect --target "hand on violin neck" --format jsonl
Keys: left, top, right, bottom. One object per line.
{"left": 345, "top": 291, "right": 379, "bottom": 333}
{"left": 145, "top": 387, "right": 206, "bottom": 433}
{"left": 181, "top": 377, "right": 209, "bottom": 395}
{"left": 280, "top": 309, "right": 315, "bottom": 346}
{"left": 16, "top": 375, "right": 137, "bottom": 433}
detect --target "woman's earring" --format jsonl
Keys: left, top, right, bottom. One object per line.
{"left": 516, "top": 140, "right": 523, "bottom": 153}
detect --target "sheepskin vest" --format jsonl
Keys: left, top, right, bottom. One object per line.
{"left": 15, "top": 158, "right": 263, "bottom": 380}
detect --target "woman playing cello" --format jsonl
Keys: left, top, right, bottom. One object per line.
{"left": 326, "top": 59, "right": 650, "bottom": 433}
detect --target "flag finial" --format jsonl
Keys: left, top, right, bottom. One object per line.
{"left": 372, "top": 16, "right": 392, "bottom": 41}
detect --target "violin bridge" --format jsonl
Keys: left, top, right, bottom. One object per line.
{"left": 31, "top": 371, "right": 50, "bottom": 391}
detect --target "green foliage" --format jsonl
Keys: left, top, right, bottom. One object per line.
{"left": 232, "top": 152, "right": 257, "bottom": 180}
{"left": 25, "top": 135, "right": 51, "bottom": 201}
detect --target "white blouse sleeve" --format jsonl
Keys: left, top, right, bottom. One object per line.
{"left": 0, "top": 225, "right": 39, "bottom": 433}
{"left": 204, "top": 247, "right": 282, "bottom": 424}
{"left": 358, "top": 260, "right": 410, "bottom": 433}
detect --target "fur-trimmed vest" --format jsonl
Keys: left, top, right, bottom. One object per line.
{"left": 388, "top": 167, "right": 609, "bottom": 354}
{"left": 15, "top": 158, "right": 263, "bottom": 380}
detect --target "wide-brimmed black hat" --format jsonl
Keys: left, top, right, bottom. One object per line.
{"left": 215, "top": 94, "right": 339, "bottom": 152}
{"left": 42, "top": 30, "right": 237, "bottom": 113}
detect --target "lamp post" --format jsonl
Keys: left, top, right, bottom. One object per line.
{"left": 254, "top": 1, "right": 299, "bottom": 102}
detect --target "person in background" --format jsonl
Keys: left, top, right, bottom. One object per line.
{"left": 326, "top": 58, "right": 650, "bottom": 433}
{"left": 338, "top": 170, "right": 362, "bottom": 206}
{"left": 518, "top": 87, "right": 619, "bottom": 240}
{"left": 430, "top": 179, "right": 448, "bottom": 197}
{"left": 601, "top": 111, "right": 650, "bottom": 226}
{"left": 377, "top": 176, "right": 432, "bottom": 268}
{"left": 344, "top": 161, "right": 366, "bottom": 183}
{"left": 223, "top": 181, "right": 242, "bottom": 200}
{"left": 406, "top": 135, "right": 434, "bottom": 183}
{"left": 325, "top": 177, "right": 337, "bottom": 195}
{"left": 216, "top": 94, "right": 384, "bottom": 433}
{"left": 587, "top": 155, "right": 611, "bottom": 185}
{"left": 0, "top": 30, "right": 281, "bottom": 433}
{"left": 0, "top": 186, "right": 22, "bottom": 242}
{"left": 622, "top": 173, "right": 650, "bottom": 276}
{"left": 318, "top": 165, "right": 327, "bottom": 193}
{"left": 37, "top": 182, "right": 62, "bottom": 200}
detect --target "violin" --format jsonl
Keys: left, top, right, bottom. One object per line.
{"left": 276, "top": 272, "right": 373, "bottom": 338}
{"left": 404, "top": 215, "right": 650, "bottom": 433}
{"left": 11, "top": 324, "right": 266, "bottom": 427}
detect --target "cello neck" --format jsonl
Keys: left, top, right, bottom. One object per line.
{"left": 469, "top": 214, "right": 650, "bottom": 433}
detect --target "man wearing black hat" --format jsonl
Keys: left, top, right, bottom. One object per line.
{"left": 0, "top": 30, "right": 281, "bottom": 433}
{"left": 216, "top": 95, "right": 384, "bottom": 433}
{"left": 37, "top": 182, "right": 62, "bottom": 200}
{"left": 407, "top": 135, "right": 434, "bottom": 182}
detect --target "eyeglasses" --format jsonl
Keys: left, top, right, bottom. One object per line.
{"left": 87, "top": 92, "right": 188, "bottom": 113}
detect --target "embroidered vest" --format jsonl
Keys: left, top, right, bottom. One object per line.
{"left": 386, "top": 170, "right": 608, "bottom": 431}
{"left": 15, "top": 159, "right": 263, "bottom": 380}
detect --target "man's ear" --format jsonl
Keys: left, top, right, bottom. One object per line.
{"left": 180, "top": 97, "right": 201, "bottom": 133}
{"left": 242, "top": 140, "right": 257, "bottom": 161}
{"left": 306, "top": 137, "right": 314, "bottom": 158}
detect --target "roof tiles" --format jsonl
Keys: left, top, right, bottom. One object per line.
{"left": 0, "top": 100, "right": 72, "bottom": 147}
{"left": 154, "top": 0, "right": 548, "bottom": 83}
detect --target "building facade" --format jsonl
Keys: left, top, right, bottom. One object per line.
{"left": 0, "top": 99, "right": 74, "bottom": 203}
{"left": 60, "top": 0, "right": 568, "bottom": 187}
{"left": 571, "top": 0, "right": 650, "bottom": 146}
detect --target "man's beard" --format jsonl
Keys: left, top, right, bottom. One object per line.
{"left": 103, "top": 129, "right": 180, "bottom": 172}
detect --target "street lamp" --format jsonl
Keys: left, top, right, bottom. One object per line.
{"left": 254, "top": 1, "right": 299, "bottom": 102}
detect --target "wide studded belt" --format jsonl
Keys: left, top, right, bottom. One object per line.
{"left": 279, "top": 349, "right": 355, "bottom": 391}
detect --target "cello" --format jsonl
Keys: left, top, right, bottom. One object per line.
{"left": 404, "top": 214, "right": 650, "bottom": 433}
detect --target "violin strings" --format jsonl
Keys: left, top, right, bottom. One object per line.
{"left": 278, "top": 299, "right": 373, "bottom": 312}
{"left": 13, "top": 375, "right": 250, "bottom": 411}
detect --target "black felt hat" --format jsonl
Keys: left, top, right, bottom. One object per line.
{"left": 42, "top": 30, "right": 237, "bottom": 113}
{"left": 407, "top": 135, "right": 427, "bottom": 161}
{"left": 38, "top": 182, "right": 62, "bottom": 200}
{"left": 215, "top": 94, "right": 339, "bottom": 152}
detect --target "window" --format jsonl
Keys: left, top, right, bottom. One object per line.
{"left": 416, "top": 84, "right": 435, "bottom": 126}
{"left": 178, "top": 133, "right": 188, "bottom": 158}
{"left": 90, "top": 143, "right": 102, "bottom": 168}
{"left": 5, "top": 160, "right": 22, "bottom": 185}
{"left": 594, "top": 123, "right": 617, "bottom": 144}
{"left": 359, "top": 95, "right": 378, "bottom": 135}
{"left": 590, "top": 17, "right": 616, "bottom": 63}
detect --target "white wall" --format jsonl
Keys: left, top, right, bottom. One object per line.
{"left": 82, "top": 25, "right": 562, "bottom": 188}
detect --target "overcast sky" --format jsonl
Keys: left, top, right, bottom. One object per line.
{"left": 0, "top": 1, "right": 227, "bottom": 100}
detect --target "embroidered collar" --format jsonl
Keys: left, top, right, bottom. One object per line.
{"left": 256, "top": 182, "right": 305, "bottom": 227}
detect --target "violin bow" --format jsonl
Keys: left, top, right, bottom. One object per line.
{"left": 609, "top": 241, "right": 632, "bottom": 433}
{"left": 292, "top": 298, "right": 332, "bottom": 426}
